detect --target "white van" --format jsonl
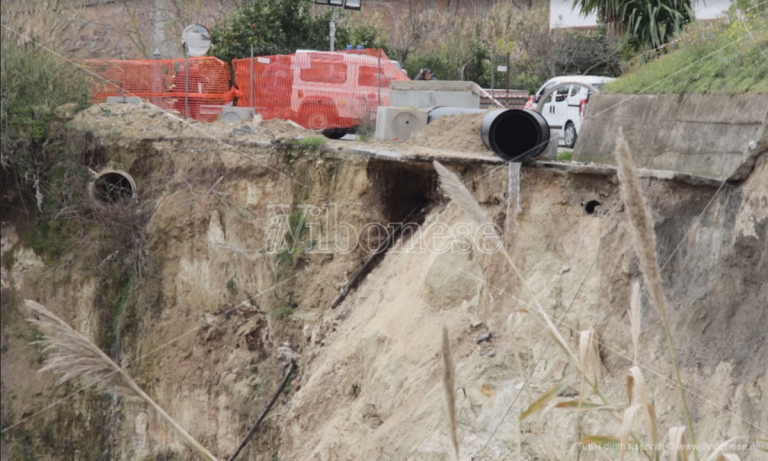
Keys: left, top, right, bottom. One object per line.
{"left": 525, "top": 75, "right": 616, "bottom": 148}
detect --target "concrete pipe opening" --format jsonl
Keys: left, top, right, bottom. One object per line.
{"left": 481, "top": 109, "right": 550, "bottom": 162}
{"left": 89, "top": 169, "right": 136, "bottom": 205}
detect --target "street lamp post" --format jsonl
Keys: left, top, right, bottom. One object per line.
{"left": 315, "top": 0, "right": 362, "bottom": 52}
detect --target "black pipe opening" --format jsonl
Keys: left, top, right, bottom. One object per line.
{"left": 585, "top": 200, "right": 601, "bottom": 214}
{"left": 481, "top": 109, "right": 550, "bottom": 162}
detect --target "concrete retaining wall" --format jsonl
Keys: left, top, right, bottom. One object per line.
{"left": 390, "top": 81, "right": 481, "bottom": 109}
{"left": 573, "top": 94, "right": 768, "bottom": 180}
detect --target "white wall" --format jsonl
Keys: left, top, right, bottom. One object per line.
{"left": 692, "top": 0, "right": 732, "bottom": 20}
{"left": 550, "top": 0, "right": 733, "bottom": 29}
{"left": 549, "top": 0, "right": 597, "bottom": 29}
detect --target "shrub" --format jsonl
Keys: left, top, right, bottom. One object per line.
{"left": 1, "top": 0, "right": 89, "bottom": 209}
{"left": 209, "top": 0, "right": 387, "bottom": 62}
{"left": 1, "top": 44, "right": 89, "bottom": 200}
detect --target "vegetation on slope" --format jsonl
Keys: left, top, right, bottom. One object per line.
{"left": 605, "top": 8, "right": 768, "bottom": 95}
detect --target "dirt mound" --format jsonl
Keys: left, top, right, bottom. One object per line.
{"left": 259, "top": 118, "right": 313, "bottom": 139}
{"left": 71, "top": 103, "right": 314, "bottom": 142}
{"left": 404, "top": 111, "right": 495, "bottom": 153}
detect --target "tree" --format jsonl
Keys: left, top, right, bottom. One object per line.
{"left": 209, "top": 0, "right": 385, "bottom": 62}
{"left": 575, "top": 0, "right": 694, "bottom": 49}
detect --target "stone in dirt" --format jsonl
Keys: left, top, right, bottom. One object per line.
{"left": 475, "top": 331, "right": 492, "bottom": 343}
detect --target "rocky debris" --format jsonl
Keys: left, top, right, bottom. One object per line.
{"left": 475, "top": 331, "right": 492, "bottom": 343}
{"left": 277, "top": 341, "right": 297, "bottom": 362}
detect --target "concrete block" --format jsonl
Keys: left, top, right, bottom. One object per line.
{"left": 106, "top": 96, "right": 143, "bottom": 104}
{"left": 221, "top": 107, "right": 255, "bottom": 122}
{"left": 390, "top": 80, "right": 482, "bottom": 109}
{"left": 375, "top": 106, "right": 429, "bottom": 141}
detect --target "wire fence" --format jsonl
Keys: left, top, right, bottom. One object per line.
{"left": 81, "top": 49, "right": 408, "bottom": 128}
{"left": 232, "top": 48, "right": 408, "bottom": 130}
{"left": 81, "top": 56, "right": 236, "bottom": 122}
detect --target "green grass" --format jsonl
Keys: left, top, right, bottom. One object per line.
{"left": 22, "top": 219, "right": 71, "bottom": 265}
{"left": 295, "top": 136, "right": 327, "bottom": 151}
{"left": 604, "top": 10, "right": 768, "bottom": 95}
{"left": 105, "top": 273, "right": 134, "bottom": 347}
{"left": 556, "top": 150, "right": 573, "bottom": 162}
{"left": 276, "top": 304, "right": 295, "bottom": 318}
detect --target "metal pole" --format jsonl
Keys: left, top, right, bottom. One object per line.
{"left": 490, "top": 54, "right": 494, "bottom": 103}
{"left": 377, "top": 49, "right": 381, "bottom": 107}
{"left": 250, "top": 45, "right": 255, "bottom": 109}
{"left": 184, "top": 42, "right": 189, "bottom": 119}
{"left": 152, "top": 48, "right": 161, "bottom": 107}
{"left": 506, "top": 53, "right": 510, "bottom": 107}
{"left": 330, "top": 8, "right": 337, "bottom": 52}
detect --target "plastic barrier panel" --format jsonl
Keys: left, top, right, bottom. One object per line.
{"left": 82, "top": 57, "right": 234, "bottom": 121}
{"left": 232, "top": 49, "right": 409, "bottom": 130}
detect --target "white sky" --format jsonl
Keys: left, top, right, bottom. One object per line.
{"left": 550, "top": 0, "right": 734, "bottom": 29}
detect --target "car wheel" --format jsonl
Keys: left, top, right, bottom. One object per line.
{"left": 564, "top": 122, "right": 577, "bottom": 148}
{"left": 322, "top": 129, "right": 346, "bottom": 140}
{"left": 306, "top": 111, "right": 329, "bottom": 130}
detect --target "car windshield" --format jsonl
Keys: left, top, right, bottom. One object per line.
{"left": 539, "top": 82, "right": 559, "bottom": 95}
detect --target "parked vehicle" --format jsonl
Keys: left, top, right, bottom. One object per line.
{"left": 251, "top": 51, "right": 407, "bottom": 138}
{"left": 522, "top": 75, "right": 616, "bottom": 148}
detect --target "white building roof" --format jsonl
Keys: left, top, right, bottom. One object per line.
{"left": 550, "top": 0, "right": 733, "bottom": 29}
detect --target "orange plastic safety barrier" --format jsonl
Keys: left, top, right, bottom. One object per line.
{"left": 81, "top": 57, "right": 235, "bottom": 121}
{"left": 232, "top": 49, "right": 409, "bottom": 130}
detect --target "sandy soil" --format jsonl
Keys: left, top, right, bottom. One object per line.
{"left": 71, "top": 103, "right": 315, "bottom": 143}
{"left": 404, "top": 111, "right": 494, "bottom": 153}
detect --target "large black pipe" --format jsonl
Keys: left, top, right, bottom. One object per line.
{"left": 427, "top": 107, "right": 550, "bottom": 162}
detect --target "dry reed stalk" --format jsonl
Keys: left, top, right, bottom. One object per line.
{"left": 626, "top": 366, "right": 658, "bottom": 454}
{"left": 432, "top": 161, "right": 578, "bottom": 366}
{"left": 505, "top": 312, "right": 525, "bottom": 378}
{"left": 669, "top": 426, "right": 690, "bottom": 461}
{"left": 25, "top": 300, "right": 218, "bottom": 461}
{"left": 441, "top": 325, "right": 459, "bottom": 460}
{"left": 704, "top": 437, "right": 746, "bottom": 461}
{"left": 578, "top": 329, "right": 599, "bottom": 403}
{"left": 613, "top": 131, "right": 697, "bottom": 460}
{"left": 619, "top": 403, "right": 643, "bottom": 461}
{"left": 629, "top": 281, "right": 642, "bottom": 365}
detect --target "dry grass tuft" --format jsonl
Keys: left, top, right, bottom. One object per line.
{"left": 669, "top": 426, "right": 690, "bottom": 461}
{"left": 629, "top": 281, "right": 642, "bottom": 365}
{"left": 433, "top": 161, "right": 493, "bottom": 235}
{"left": 613, "top": 131, "right": 698, "bottom": 460}
{"left": 626, "top": 366, "right": 658, "bottom": 451}
{"left": 614, "top": 132, "right": 668, "bottom": 321}
{"left": 441, "top": 325, "right": 459, "bottom": 460}
{"left": 505, "top": 312, "right": 525, "bottom": 378}
{"left": 578, "top": 329, "right": 599, "bottom": 403}
{"left": 25, "top": 300, "right": 218, "bottom": 461}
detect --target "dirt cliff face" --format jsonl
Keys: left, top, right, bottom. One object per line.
{"left": 1, "top": 106, "right": 766, "bottom": 460}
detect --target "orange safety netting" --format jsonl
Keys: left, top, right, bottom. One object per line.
{"left": 81, "top": 57, "right": 236, "bottom": 122}
{"left": 232, "top": 49, "right": 409, "bottom": 130}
